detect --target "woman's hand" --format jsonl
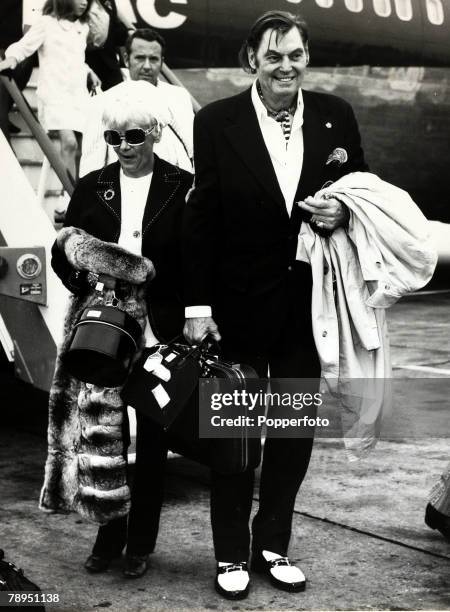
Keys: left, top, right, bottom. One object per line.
{"left": 0, "top": 57, "right": 18, "bottom": 73}
{"left": 87, "top": 70, "right": 102, "bottom": 93}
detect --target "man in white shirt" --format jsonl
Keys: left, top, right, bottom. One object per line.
{"left": 182, "top": 9, "right": 368, "bottom": 600}
{"left": 80, "top": 28, "right": 194, "bottom": 175}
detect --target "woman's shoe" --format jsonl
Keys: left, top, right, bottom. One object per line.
{"left": 425, "top": 503, "right": 450, "bottom": 540}
{"left": 84, "top": 554, "right": 114, "bottom": 573}
{"left": 215, "top": 562, "right": 250, "bottom": 600}
{"left": 123, "top": 554, "right": 150, "bottom": 578}
{"left": 251, "top": 551, "right": 306, "bottom": 592}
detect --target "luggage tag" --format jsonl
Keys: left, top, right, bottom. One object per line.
{"left": 151, "top": 383, "right": 171, "bottom": 409}
{"left": 144, "top": 347, "right": 172, "bottom": 382}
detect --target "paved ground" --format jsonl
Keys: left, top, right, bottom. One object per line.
{"left": 1, "top": 293, "right": 449, "bottom": 611}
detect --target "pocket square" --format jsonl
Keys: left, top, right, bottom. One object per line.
{"left": 326, "top": 147, "right": 348, "bottom": 165}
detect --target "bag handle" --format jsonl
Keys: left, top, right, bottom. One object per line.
{"left": 87, "top": 272, "right": 119, "bottom": 306}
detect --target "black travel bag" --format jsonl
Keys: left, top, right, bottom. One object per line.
{"left": 121, "top": 340, "right": 261, "bottom": 474}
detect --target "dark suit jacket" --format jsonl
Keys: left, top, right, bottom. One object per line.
{"left": 52, "top": 155, "right": 193, "bottom": 342}
{"left": 182, "top": 87, "right": 368, "bottom": 349}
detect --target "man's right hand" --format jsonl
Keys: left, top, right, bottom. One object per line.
{"left": 183, "top": 317, "right": 221, "bottom": 344}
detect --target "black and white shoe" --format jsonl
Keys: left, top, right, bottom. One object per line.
{"left": 251, "top": 550, "right": 306, "bottom": 592}
{"left": 215, "top": 561, "right": 250, "bottom": 600}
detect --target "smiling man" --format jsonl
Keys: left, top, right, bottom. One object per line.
{"left": 183, "top": 10, "right": 368, "bottom": 600}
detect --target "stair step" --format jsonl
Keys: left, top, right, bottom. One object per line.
{"left": 11, "top": 133, "right": 59, "bottom": 163}
{"left": 8, "top": 111, "right": 32, "bottom": 135}
{"left": 21, "top": 85, "right": 37, "bottom": 109}
{"left": 21, "top": 160, "right": 63, "bottom": 191}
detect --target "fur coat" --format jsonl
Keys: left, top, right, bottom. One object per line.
{"left": 39, "top": 227, "right": 155, "bottom": 524}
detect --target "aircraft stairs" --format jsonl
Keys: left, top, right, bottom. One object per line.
{"left": 8, "top": 68, "right": 65, "bottom": 224}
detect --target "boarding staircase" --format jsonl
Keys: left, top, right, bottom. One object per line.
{"left": 8, "top": 68, "right": 65, "bottom": 222}
{"left": 6, "top": 64, "right": 201, "bottom": 223}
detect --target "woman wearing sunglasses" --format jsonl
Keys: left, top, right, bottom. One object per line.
{"left": 47, "top": 80, "right": 193, "bottom": 577}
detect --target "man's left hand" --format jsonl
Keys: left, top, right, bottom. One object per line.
{"left": 298, "top": 196, "right": 349, "bottom": 231}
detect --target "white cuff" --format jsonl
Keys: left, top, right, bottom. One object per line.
{"left": 185, "top": 306, "right": 212, "bottom": 318}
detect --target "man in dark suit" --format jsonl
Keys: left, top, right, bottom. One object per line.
{"left": 182, "top": 10, "right": 368, "bottom": 599}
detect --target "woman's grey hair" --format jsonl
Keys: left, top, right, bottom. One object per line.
{"left": 102, "top": 80, "right": 172, "bottom": 129}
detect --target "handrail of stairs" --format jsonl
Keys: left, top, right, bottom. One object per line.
{"left": 0, "top": 71, "right": 75, "bottom": 197}
{"left": 160, "top": 62, "right": 202, "bottom": 113}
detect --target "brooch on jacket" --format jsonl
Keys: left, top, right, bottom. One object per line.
{"left": 104, "top": 188, "right": 115, "bottom": 201}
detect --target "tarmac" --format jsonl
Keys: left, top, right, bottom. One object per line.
{"left": 1, "top": 292, "right": 450, "bottom": 611}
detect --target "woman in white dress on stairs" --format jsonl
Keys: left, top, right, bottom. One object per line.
{"left": 0, "top": 0, "right": 101, "bottom": 216}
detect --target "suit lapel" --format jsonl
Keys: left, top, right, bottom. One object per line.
{"left": 142, "top": 155, "right": 184, "bottom": 236}
{"left": 223, "top": 90, "right": 287, "bottom": 217}
{"left": 295, "top": 91, "right": 334, "bottom": 203}
{"left": 95, "top": 162, "right": 121, "bottom": 237}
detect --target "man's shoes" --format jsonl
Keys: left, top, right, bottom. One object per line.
{"left": 215, "top": 562, "right": 250, "bottom": 600}
{"left": 123, "top": 554, "right": 150, "bottom": 579}
{"left": 425, "top": 503, "right": 450, "bottom": 541}
{"left": 251, "top": 550, "right": 306, "bottom": 592}
{"left": 84, "top": 554, "right": 114, "bottom": 573}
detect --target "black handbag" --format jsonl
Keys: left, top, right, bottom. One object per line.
{"left": 0, "top": 550, "right": 45, "bottom": 612}
{"left": 63, "top": 279, "right": 142, "bottom": 387}
{"left": 121, "top": 340, "right": 261, "bottom": 474}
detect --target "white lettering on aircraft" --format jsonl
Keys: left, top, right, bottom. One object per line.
{"left": 117, "top": 0, "right": 187, "bottom": 29}
{"left": 118, "top": 0, "right": 444, "bottom": 30}
{"left": 426, "top": 0, "right": 444, "bottom": 24}
{"left": 287, "top": 0, "right": 443, "bottom": 24}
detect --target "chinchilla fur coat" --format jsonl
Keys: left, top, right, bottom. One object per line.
{"left": 39, "top": 226, "right": 155, "bottom": 524}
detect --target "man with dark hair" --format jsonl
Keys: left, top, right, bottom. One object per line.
{"left": 80, "top": 27, "right": 193, "bottom": 174}
{"left": 183, "top": 10, "right": 368, "bottom": 599}
{"left": 125, "top": 27, "right": 166, "bottom": 64}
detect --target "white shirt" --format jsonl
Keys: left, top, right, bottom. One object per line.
{"left": 250, "top": 80, "right": 304, "bottom": 216}
{"left": 119, "top": 169, "right": 158, "bottom": 347}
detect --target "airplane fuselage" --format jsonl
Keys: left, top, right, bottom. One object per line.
{"left": 118, "top": 0, "right": 450, "bottom": 68}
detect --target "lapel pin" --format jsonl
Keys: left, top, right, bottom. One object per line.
{"left": 325, "top": 122, "right": 332, "bottom": 128}
{"left": 104, "top": 188, "right": 115, "bottom": 201}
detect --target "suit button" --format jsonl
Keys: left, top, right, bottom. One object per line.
{"left": 133, "top": 230, "right": 141, "bottom": 238}
{"left": 288, "top": 265, "right": 293, "bottom": 272}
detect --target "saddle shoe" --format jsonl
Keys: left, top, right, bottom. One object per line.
{"left": 425, "top": 503, "right": 450, "bottom": 541}
{"left": 215, "top": 561, "right": 250, "bottom": 600}
{"left": 251, "top": 550, "right": 306, "bottom": 592}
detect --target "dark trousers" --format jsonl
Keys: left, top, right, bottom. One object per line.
{"left": 92, "top": 409, "right": 169, "bottom": 558}
{"left": 211, "top": 264, "right": 321, "bottom": 562}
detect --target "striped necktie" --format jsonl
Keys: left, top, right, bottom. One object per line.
{"left": 257, "top": 82, "right": 295, "bottom": 144}
{"left": 269, "top": 109, "right": 292, "bottom": 143}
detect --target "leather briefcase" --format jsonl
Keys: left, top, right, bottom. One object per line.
{"left": 121, "top": 341, "right": 261, "bottom": 474}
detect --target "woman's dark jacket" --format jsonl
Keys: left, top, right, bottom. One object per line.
{"left": 52, "top": 155, "right": 193, "bottom": 343}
